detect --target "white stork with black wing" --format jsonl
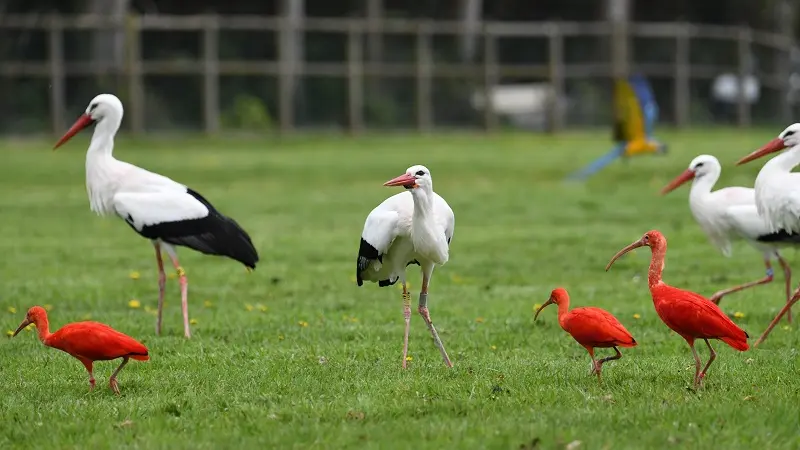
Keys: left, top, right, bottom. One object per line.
{"left": 357, "top": 165, "right": 455, "bottom": 368}
{"left": 54, "top": 94, "right": 259, "bottom": 339}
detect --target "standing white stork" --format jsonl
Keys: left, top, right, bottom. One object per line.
{"left": 660, "top": 155, "right": 796, "bottom": 317}
{"left": 736, "top": 123, "right": 800, "bottom": 346}
{"left": 356, "top": 165, "right": 455, "bottom": 368}
{"left": 53, "top": 94, "right": 259, "bottom": 339}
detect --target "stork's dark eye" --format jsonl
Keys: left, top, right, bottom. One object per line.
{"left": 89, "top": 103, "right": 98, "bottom": 112}
{"left": 694, "top": 162, "right": 704, "bottom": 168}
{"left": 415, "top": 170, "right": 425, "bottom": 176}
{"left": 785, "top": 130, "right": 795, "bottom": 137}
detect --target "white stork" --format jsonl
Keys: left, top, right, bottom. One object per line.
{"left": 736, "top": 123, "right": 800, "bottom": 346}
{"left": 356, "top": 165, "right": 455, "bottom": 368}
{"left": 53, "top": 94, "right": 259, "bottom": 339}
{"left": 660, "top": 155, "right": 796, "bottom": 316}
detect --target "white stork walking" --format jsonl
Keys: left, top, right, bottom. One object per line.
{"left": 356, "top": 165, "right": 455, "bottom": 368}
{"left": 736, "top": 123, "right": 800, "bottom": 346}
{"left": 53, "top": 94, "right": 259, "bottom": 339}
{"left": 660, "top": 155, "right": 796, "bottom": 315}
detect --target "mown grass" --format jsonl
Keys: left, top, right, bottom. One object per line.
{"left": 0, "top": 129, "right": 798, "bottom": 450}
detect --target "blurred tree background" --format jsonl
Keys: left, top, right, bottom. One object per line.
{"left": 0, "top": 0, "right": 796, "bottom": 133}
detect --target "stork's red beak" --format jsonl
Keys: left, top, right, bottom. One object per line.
{"left": 660, "top": 169, "right": 695, "bottom": 195}
{"left": 736, "top": 138, "right": 786, "bottom": 166}
{"left": 53, "top": 114, "right": 95, "bottom": 150}
{"left": 12, "top": 318, "right": 31, "bottom": 337}
{"left": 384, "top": 173, "right": 418, "bottom": 188}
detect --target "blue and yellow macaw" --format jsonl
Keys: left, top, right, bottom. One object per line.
{"left": 567, "top": 75, "right": 667, "bottom": 181}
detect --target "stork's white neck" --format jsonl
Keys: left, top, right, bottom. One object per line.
{"left": 688, "top": 169, "right": 720, "bottom": 199}
{"left": 87, "top": 116, "right": 121, "bottom": 156}
{"left": 760, "top": 145, "right": 800, "bottom": 174}
{"left": 410, "top": 186, "right": 434, "bottom": 217}
{"left": 85, "top": 116, "right": 123, "bottom": 216}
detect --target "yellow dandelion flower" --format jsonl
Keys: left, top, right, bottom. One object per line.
{"left": 733, "top": 311, "right": 745, "bottom": 319}
{"left": 43, "top": 304, "right": 53, "bottom": 312}
{"left": 533, "top": 304, "right": 542, "bottom": 311}
{"left": 475, "top": 317, "right": 485, "bottom": 323}
{"left": 405, "top": 355, "right": 413, "bottom": 361}
{"left": 348, "top": 316, "right": 358, "bottom": 323}
{"left": 129, "top": 271, "right": 141, "bottom": 280}
{"left": 490, "top": 345, "right": 497, "bottom": 350}
{"left": 257, "top": 304, "right": 268, "bottom": 312}
{"left": 450, "top": 274, "right": 464, "bottom": 284}
{"left": 397, "top": 282, "right": 412, "bottom": 291}
{"left": 25, "top": 323, "right": 34, "bottom": 332}
{"left": 128, "top": 299, "right": 141, "bottom": 309}
{"left": 203, "top": 300, "right": 213, "bottom": 308}
{"left": 633, "top": 313, "right": 641, "bottom": 319}
{"left": 189, "top": 319, "right": 198, "bottom": 325}
{"left": 782, "top": 325, "right": 791, "bottom": 331}
{"left": 167, "top": 273, "right": 177, "bottom": 280}
{"left": 349, "top": 275, "right": 357, "bottom": 283}
{"left": 245, "top": 303, "right": 254, "bottom": 312}
{"left": 278, "top": 334, "right": 285, "bottom": 341}
{"left": 7, "top": 307, "right": 16, "bottom": 314}
{"left": 81, "top": 314, "right": 92, "bottom": 320}
{"left": 298, "top": 321, "right": 309, "bottom": 327}
{"left": 6, "top": 330, "right": 13, "bottom": 337}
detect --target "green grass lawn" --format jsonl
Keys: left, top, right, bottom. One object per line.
{"left": 0, "top": 129, "right": 798, "bottom": 449}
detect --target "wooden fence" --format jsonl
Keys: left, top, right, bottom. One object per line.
{"left": 0, "top": 14, "right": 795, "bottom": 135}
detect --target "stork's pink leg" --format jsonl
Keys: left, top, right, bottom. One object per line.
{"left": 418, "top": 270, "right": 453, "bottom": 368}
{"left": 165, "top": 252, "right": 190, "bottom": 338}
{"left": 401, "top": 282, "right": 411, "bottom": 369}
{"left": 777, "top": 254, "right": 792, "bottom": 324}
{"left": 708, "top": 257, "right": 774, "bottom": 305}
{"left": 153, "top": 242, "right": 167, "bottom": 335}
{"left": 755, "top": 290, "right": 800, "bottom": 347}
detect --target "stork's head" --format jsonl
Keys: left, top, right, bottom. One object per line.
{"left": 660, "top": 154, "right": 720, "bottom": 194}
{"left": 736, "top": 123, "right": 800, "bottom": 166}
{"left": 54, "top": 93, "right": 124, "bottom": 150}
{"left": 534, "top": 287, "right": 569, "bottom": 321}
{"left": 12, "top": 306, "right": 47, "bottom": 337}
{"left": 383, "top": 165, "right": 432, "bottom": 191}
{"left": 605, "top": 230, "right": 666, "bottom": 271}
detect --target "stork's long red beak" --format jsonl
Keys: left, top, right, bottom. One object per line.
{"left": 12, "top": 318, "right": 31, "bottom": 337}
{"left": 53, "top": 114, "right": 95, "bottom": 150}
{"left": 660, "top": 169, "right": 695, "bottom": 195}
{"left": 736, "top": 138, "right": 786, "bottom": 166}
{"left": 605, "top": 239, "right": 646, "bottom": 272}
{"left": 383, "top": 173, "right": 418, "bottom": 188}
{"left": 533, "top": 298, "right": 554, "bottom": 321}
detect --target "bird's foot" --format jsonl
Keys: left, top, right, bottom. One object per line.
{"left": 88, "top": 378, "right": 96, "bottom": 392}
{"left": 109, "top": 378, "right": 120, "bottom": 395}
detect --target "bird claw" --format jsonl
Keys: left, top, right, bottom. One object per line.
{"left": 109, "top": 378, "right": 120, "bottom": 395}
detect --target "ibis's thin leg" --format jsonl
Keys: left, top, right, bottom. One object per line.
{"left": 708, "top": 256, "right": 774, "bottom": 305}
{"left": 585, "top": 347, "right": 601, "bottom": 382}
{"left": 418, "top": 266, "right": 453, "bottom": 368}
{"left": 163, "top": 245, "right": 190, "bottom": 339}
{"left": 401, "top": 279, "right": 411, "bottom": 369}
{"left": 597, "top": 346, "right": 623, "bottom": 370}
{"left": 153, "top": 241, "right": 167, "bottom": 336}
{"left": 688, "top": 338, "right": 702, "bottom": 388}
{"left": 109, "top": 357, "right": 129, "bottom": 395}
{"left": 755, "top": 289, "right": 800, "bottom": 347}
{"left": 777, "top": 253, "right": 793, "bottom": 324}
{"left": 697, "top": 339, "right": 717, "bottom": 386}
{"left": 78, "top": 357, "right": 95, "bottom": 392}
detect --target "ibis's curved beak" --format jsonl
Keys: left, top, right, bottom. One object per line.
{"left": 384, "top": 173, "right": 418, "bottom": 188}
{"left": 54, "top": 114, "right": 95, "bottom": 150}
{"left": 12, "top": 318, "right": 31, "bottom": 337}
{"left": 605, "top": 238, "right": 646, "bottom": 271}
{"left": 534, "top": 298, "right": 554, "bottom": 321}
{"left": 736, "top": 138, "right": 786, "bottom": 166}
{"left": 660, "top": 169, "right": 695, "bottom": 195}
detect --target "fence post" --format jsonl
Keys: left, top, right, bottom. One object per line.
{"left": 48, "top": 15, "right": 65, "bottom": 135}
{"left": 416, "top": 21, "right": 433, "bottom": 132}
{"left": 546, "top": 22, "right": 564, "bottom": 133}
{"left": 277, "top": 17, "right": 295, "bottom": 134}
{"left": 203, "top": 15, "right": 220, "bottom": 134}
{"left": 347, "top": 24, "right": 364, "bottom": 134}
{"left": 777, "top": 0, "right": 794, "bottom": 124}
{"left": 608, "top": 0, "right": 630, "bottom": 79}
{"left": 125, "top": 14, "right": 144, "bottom": 134}
{"left": 674, "top": 23, "right": 690, "bottom": 129}
{"left": 736, "top": 27, "right": 752, "bottom": 128}
{"left": 482, "top": 28, "right": 498, "bottom": 131}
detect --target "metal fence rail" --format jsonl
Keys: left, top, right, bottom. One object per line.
{"left": 0, "top": 14, "right": 793, "bottom": 135}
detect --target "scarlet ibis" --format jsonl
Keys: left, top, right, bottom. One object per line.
{"left": 661, "top": 154, "right": 796, "bottom": 319}
{"left": 534, "top": 287, "right": 636, "bottom": 382}
{"left": 736, "top": 124, "right": 800, "bottom": 346}
{"left": 12, "top": 306, "right": 149, "bottom": 394}
{"left": 53, "top": 94, "right": 259, "bottom": 338}
{"left": 606, "top": 230, "right": 750, "bottom": 388}
{"left": 356, "top": 165, "right": 455, "bottom": 368}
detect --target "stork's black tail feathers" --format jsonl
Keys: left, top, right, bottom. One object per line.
{"left": 161, "top": 189, "right": 259, "bottom": 268}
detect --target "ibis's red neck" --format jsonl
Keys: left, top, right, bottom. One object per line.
{"left": 554, "top": 297, "right": 571, "bottom": 330}
{"left": 32, "top": 315, "right": 52, "bottom": 343}
{"left": 647, "top": 242, "right": 667, "bottom": 288}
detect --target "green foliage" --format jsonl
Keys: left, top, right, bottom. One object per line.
{"left": 0, "top": 130, "right": 798, "bottom": 449}
{"left": 221, "top": 95, "right": 273, "bottom": 131}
